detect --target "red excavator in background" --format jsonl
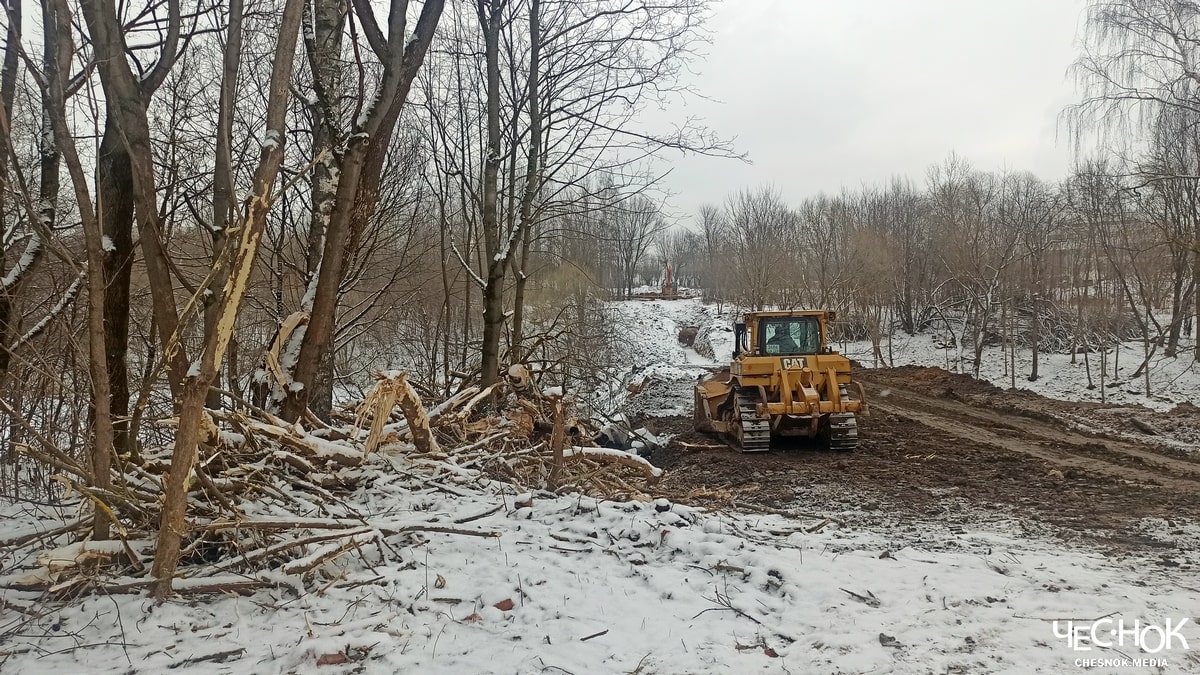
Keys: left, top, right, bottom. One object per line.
{"left": 631, "top": 264, "right": 683, "bottom": 300}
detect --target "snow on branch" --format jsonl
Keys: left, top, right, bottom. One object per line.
{"left": 563, "top": 445, "right": 663, "bottom": 479}
{"left": 0, "top": 233, "right": 43, "bottom": 292}
{"left": 450, "top": 240, "right": 486, "bottom": 289}
{"left": 12, "top": 271, "right": 85, "bottom": 350}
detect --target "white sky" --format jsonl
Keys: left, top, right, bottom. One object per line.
{"left": 656, "top": 0, "right": 1088, "bottom": 217}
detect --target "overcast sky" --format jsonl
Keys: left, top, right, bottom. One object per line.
{"left": 656, "top": 0, "right": 1088, "bottom": 217}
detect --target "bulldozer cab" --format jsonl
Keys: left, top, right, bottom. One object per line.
{"left": 734, "top": 311, "right": 832, "bottom": 358}
{"left": 760, "top": 316, "right": 821, "bottom": 355}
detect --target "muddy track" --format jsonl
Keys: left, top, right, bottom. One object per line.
{"left": 860, "top": 378, "right": 1200, "bottom": 492}
{"left": 644, "top": 365, "right": 1200, "bottom": 552}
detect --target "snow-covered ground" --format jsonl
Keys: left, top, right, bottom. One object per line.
{"left": 841, "top": 332, "right": 1199, "bottom": 412}
{"left": 4, "top": 295, "right": 1200, "bottom": 674}
{"left": 588, "top": 298, "right": 733, "bottom": 419}
{"left": 5, "top": 473, "right": 1199, "bottom": 674}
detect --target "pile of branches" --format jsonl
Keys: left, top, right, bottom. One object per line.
{"left": 336, "top": 365, "right": 664, "bottom": 498}
{"left": 0, "top": 366, "right": 661, "bottom": 600}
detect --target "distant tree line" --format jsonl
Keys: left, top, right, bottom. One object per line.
{"left": 686, "top": 0, "right": 1199, "bottom": 396}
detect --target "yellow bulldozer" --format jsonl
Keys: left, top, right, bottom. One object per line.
{"left": 694, "top": 310, "right": 866, "bottom": 451}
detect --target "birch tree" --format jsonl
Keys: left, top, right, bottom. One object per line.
{"left": 280, "top": 0, "right": 446, "bottom": 422}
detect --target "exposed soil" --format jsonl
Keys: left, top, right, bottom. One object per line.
{"left": 642, "top": 365, "right": 1200, "bottom": 562}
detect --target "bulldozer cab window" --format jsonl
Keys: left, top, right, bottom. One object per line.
{"left": 761, "top": 317, "right": 820, "bottom": 355}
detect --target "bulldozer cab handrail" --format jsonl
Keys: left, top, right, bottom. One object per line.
{"left": 733, "top": 321, "right": 747, "bottom": 358}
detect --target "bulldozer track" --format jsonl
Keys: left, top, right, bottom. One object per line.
{"left": 825, "top": 413, "right": 859, "bottom": 452}
{"left": 860, "top": 379, "right": 1200, "bottom": 491}
{"left": 733, "top": 386, "right": 772, "bottom": 452}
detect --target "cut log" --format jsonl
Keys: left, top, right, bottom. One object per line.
{"left": 1129, "top": 418, "right": 1160, "bottom": 436}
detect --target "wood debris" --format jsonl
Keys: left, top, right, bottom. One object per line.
{"left": 2, "top": 367, "right": 664, "bottom": 598}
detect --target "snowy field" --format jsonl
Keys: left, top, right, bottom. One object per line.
{"left": 5, "top": 471, "right": 1199, "bottom": 674}
{"left": 3, "top": 296, "right": 1199, "bottom": 674}
{"left": 840, "top": 332, "right": 1200, "bottom": 413}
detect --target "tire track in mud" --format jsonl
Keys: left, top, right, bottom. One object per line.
{"left": 861, "top": 379, "right": 1200, "bottom": 491}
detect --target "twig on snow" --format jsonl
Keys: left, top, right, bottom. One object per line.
{"left": 167, "top": 647, "right": 247, "bottom": 669}
{"left": 692, "top": 591, "right": 763, "bottom": 625}
{"left": 453, "top": 504, "right": 504, "bottom": 524}
{"left": 839, "top": 587, "right": 881, "bottom": 607}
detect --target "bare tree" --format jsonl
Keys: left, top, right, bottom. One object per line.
{"left": 1064, "top": 161, "right": 1141, "bottom": 394}
{"left": 1131, "top": 107, "right": 1200, "bottom": 357}
{"left": 151, "top": 0, "right": 306, "bottom": 598}
{"left": 422, "top": 0, "right": 731, "bottom": 387}
{"left": 794, "top": 194, "right": 853, "bottom": 310}
{"left": 82, "top": 0, "right": 185, "bottom": 458}
{"left": 474, "top": 0, "right": 508, "bottom": 388}
{"left": 0, "top": 0, "right": 33, "bottom": 390}
{"left": 723, "top": 187, "right": 796, "bottom": 311}
{"left": 878, "top": 178, "right": 930, "bottom": 335}
{"left": 610, "top": 195, "right": 668, "bottom": 298}
{"left": 1072, "top": 0, "right": 1200, "bottom": 359}
{"left": 694, "top": 204, "right": 728, "bottom": 303}
{"left": 202, "top": 0, "right": 244, "bottom": 408}
{"left": 30, "top": 0, "right": 118, "bottom": 540}
{"left": 851, "top": 186, "right": 903, "bottom": 365}
{"left": 657, "top": 226, "right": 703, "bottom": 288}
{"left": 281, "top": 0, "right": 446, "bottom": 421}
{"left": 926, "top": 156, "right": 1019, "bottom": 376}
{"left": 996, "top": 172, "right": 1062, "bottom": 381}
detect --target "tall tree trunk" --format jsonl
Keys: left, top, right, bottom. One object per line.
{"left": 97, "top": 121, "right": 135, "bottom": 450}
{"left": 509, "top": 225, "right": 532, "bottom": 363}
{"left": 461, "top": 218, "right": 473, "bottom": 372}
{"left": 203, "top": 0, "right": 244, "bottom": 409}
{"left": 1164, "top": 257, "right": 1186, "bottom": 357}
{"left": 303, "top": 0, "right": 345, "bottom": 289}
{"left": 0, "top": 0, "right": 22, "bottom": 388}
{"left": 296, "top": 0, "right": 347, "bottom": 419}
{"left": 152, "top": 0, "right": 305, "bottom": 598}
{"left": 1028, "top": 255, "right": 1041, "bottom": 382}
{"left": 433, "top": 146, "right": 454, "bottom": 394}
{"left": 509, "top": 0, "right": 541, "bottom": 365}
{"left": 1194, "top": 244, "right": 1199, "bottom": 361}
{"left": 41, "top": 0, "right": 115, "bottom": 540}
{"left": 81, "top": 0, "right": 186, "bottom": 408}
{"left": 477, "top": 0, "right": 506, "bottom": 389}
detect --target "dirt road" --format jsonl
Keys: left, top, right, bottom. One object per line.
{"left": 644, "top": 365, "right": 1200, "bottom": 557}
{"left": 864, "top": 377, "right": 1200, "bottom": 491}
